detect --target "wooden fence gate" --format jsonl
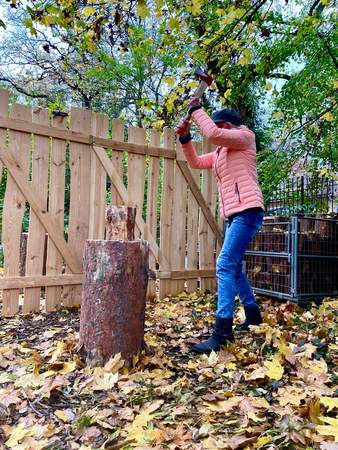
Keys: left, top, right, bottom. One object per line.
{"left": 0, "top": 89, "right": 223, "bottom": 317}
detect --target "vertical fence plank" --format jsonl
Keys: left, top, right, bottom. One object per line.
{"left": 89, "top": 113, "right": 108, "bottom": 239}
{"left": 171, "top": 140, "right": 187, "bottom": 293}
{"left": 45, "top": 114, "right": 67, "bottom": 311}
{"left": 110, "top": 119, "right": 124, "bottom": 205}
{"left": 23, "top": 108, "right": 50, "bottom": 313}
{"left": 186, "top": 141, "right": 201, "bottom": 292}
{"left": 2, "top": 104, "right": 32, "bottom": 316}
{"left": 159, "top": 128, "right": 176, "bottom": 298}
{"left": 0, "top": 90, "right": 9, "bottom": 184}
{"left": 127, "top": 126, "right": 146, "bottom": 235}
{"left": 62, "top": 108, "right": 92, "bottom": 307}
{"left": 199, "top": 138, "right": 217, "bottom": 291}
{"left": 146, "top": 130, "right": 161, "bottom": 298}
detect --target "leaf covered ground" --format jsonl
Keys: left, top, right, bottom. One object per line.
{"left": 0, "top": 292, "right": 337, "bottom": 450}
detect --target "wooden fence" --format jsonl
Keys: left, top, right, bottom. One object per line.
{"left": 0, "top": 89, "right": 223, "bottom": 317}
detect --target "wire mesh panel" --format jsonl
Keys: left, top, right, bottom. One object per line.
{"left": 245, "top": 217, "right": 292, "bottom": 300}
{"left": 297, "top": 217, "right": 338, "bottom": 299}
{"left": 245, "top": 215, "right": 338, "bottom": 303}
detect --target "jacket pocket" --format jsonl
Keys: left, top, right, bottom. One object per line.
{"left": 235, "top": 182, "right": 241, "bottom": 203}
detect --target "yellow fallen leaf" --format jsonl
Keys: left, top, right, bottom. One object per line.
{"left": 41, "top": 370, "right": 56, "bottom": 379}
{"left": 149, "top": 368, "right": 174, "bottom": 379}
{"left": 204, "top": 396, "right": 242, "bottom": 413}
{"left": 323, "top": 300, "right": 338, "bottom": 309}
{"left": 277, "top": 387, "right": 307, "bottom": 407}
{"left": 249, "top": 397, "right": 270, "bottom": 409}
{"left": 93, "top": 372, "right": 119, "bottom": 391}
{"left": 304, "top": 358, "right": 328, "bottom": 375}
{"left": 104, "top": 353, "right": 124, "bottom": 373}
{"left": 145, "top": 335, "right": 159, "bottom": 347}
{"left": 203, "top": 436, "right": 226, "bottom": 449}
{"left": 264, "top": 358, "right": 284, "bottom": 380}
{"left": 5, "top": 422, "right": 33, "bottom": 447}
{"left": 54, "top": 410, "right": 68, "bottom": 423}
{"left": 247, "top": 411, "right": 264, "bottom": 422}
{"left": 317, "top": 417, "right": 338, "bottom": 441}
{"left": 48, "top": 361, "right": 76, "bottom": 375}
{"left": 59, "top": 361, "right": 76, "bottom": 374}
{"left": 328, "top": 343, "right": 338, "bottom": 351}
{"left": 54, "top": 409, "right": 74, "bottom": 423}
{"left": 225, "top": 362, "right": 237, "bottom": 371}
{"left": 14, "top": 373, "right": 42, "bottom": 389}
{"left": 254, "top": 435, "right": 273, "bottom": 447}
{"left": 208, "top": 350, "right": 218, "bottom": 366}
{"left": 277, "top": 338, "right": 292, "bottom": 356}
{"left": 0, "top": 372, "right": 13, "bottom": 384}
{"left": 245, "top": 366, "right": 266, "bottom": 381}
{"left": 128, "top": 400, "right": 163, "bottom": 443}
{"left": 49, "top": 341, "right": 67, "bottom": 362}
{"left": 320, "top": 397, "right": 338, "bottom": 412}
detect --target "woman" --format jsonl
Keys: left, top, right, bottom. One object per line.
{"left": 176, "top": 99, "right": 264, "bottom": 354}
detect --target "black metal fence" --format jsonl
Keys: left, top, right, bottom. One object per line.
{"left": 266, "top": 176, "right": 337, "bottom": 216}
{"left": 245, "top": 216, "right": 338, "bottom": 303}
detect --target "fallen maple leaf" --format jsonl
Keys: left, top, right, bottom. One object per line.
{"left": 276, "top": 386, "right": 307, "bottom": 407}
{"left": 92, "top": 372, "right": 119, "bottom": 390}
{"left": 253, "top": 435, "right": 273, "bottom": 447}
{"left": 264, "top": 358, "right": 284, "bottom": 380}
{"left": 308, "top": 397, "right": 322, "bottom": 424}
{"left": 203, "top": 396, "right": 242, "bottom": 413}
{"left": 244, "top": 365, "right": 266, "bottom": 381}
{"left": 127, "top": 400, "right": 163, "bottom": 443}
{"left": 317, "top": 416, "right": 338, "bottom": 442}
{"left": 0, "top": 388, "right": 21, "bottom": 407}
{"left": 55, "top": 408, "right": 75, "bottom": 423}
{"left": 223, "top": 433, "right": 258, "bottom": 449}
{"left": 104, "top": 353, "right": 124, "bottom": 373}
{"left": 320, "top": 396, "right": 338, "bottom": 412}
{"left": 5, "top": 422, "right": 35, "bottom": 447}
{"left": 39, "top": 374, "right": 69, "bottom": 398}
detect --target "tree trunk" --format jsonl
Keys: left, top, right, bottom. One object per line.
{"left": 79, "top": 239, "right": 149, "bottom": 366}
{"left": 105, "top": 206, "right": 136, "bottom": 240}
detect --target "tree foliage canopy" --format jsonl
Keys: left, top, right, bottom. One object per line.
{"left": 1, "top": 0, "right": 337, "bottom": 185}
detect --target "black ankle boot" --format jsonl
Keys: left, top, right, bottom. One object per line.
{"left": 192, "top": 317, "right": 234, "bottom": 354}
{"left": 241, "top": 304, "right": 262, "bottom": 331}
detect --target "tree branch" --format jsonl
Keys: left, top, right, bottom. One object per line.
{"left": 0, "top": 77, "right": 49, "bottom": 99}
{"left": 278, "top": 104, "right": 336, "bottom": 150}
{"left": 309, "top": 0, "right": 322, "bottom": 16}
{"left": 268, "top": 73, "right": 291, "bottom": 80}
{"left": 317, "top": 31, "right": 338, "bottom": 69}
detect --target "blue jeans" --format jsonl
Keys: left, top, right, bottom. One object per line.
{"left": 216, "top": 209, "right": 264, "bottom": 319}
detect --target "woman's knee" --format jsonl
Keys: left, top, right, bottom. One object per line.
{"left": 216, "top": 252, "right": 236, "bottom": 274}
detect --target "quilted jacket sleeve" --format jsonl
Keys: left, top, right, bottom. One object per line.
{"left": 181, "top": 141, "right": 214, "bottom": 169}
{"left": 191, "top": 109, "right": 255, "bottom": 150}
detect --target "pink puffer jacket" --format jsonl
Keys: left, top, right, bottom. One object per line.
{"left": 182, "top": 109, "right": 264, "bottom": 219}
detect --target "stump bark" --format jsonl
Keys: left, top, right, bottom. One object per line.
{"left": 79, "top": 239, "right": 149, "bottom": 366}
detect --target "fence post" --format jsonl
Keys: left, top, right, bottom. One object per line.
{"left": 290, "top": 216, "right": 299, "bottom": 303}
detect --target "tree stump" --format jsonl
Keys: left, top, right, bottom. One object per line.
{"left": 79, "top": 239, "right": 149, "bottom": 367}
{"left": 105, "top": 206, "right": 136, "bottom": 240}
